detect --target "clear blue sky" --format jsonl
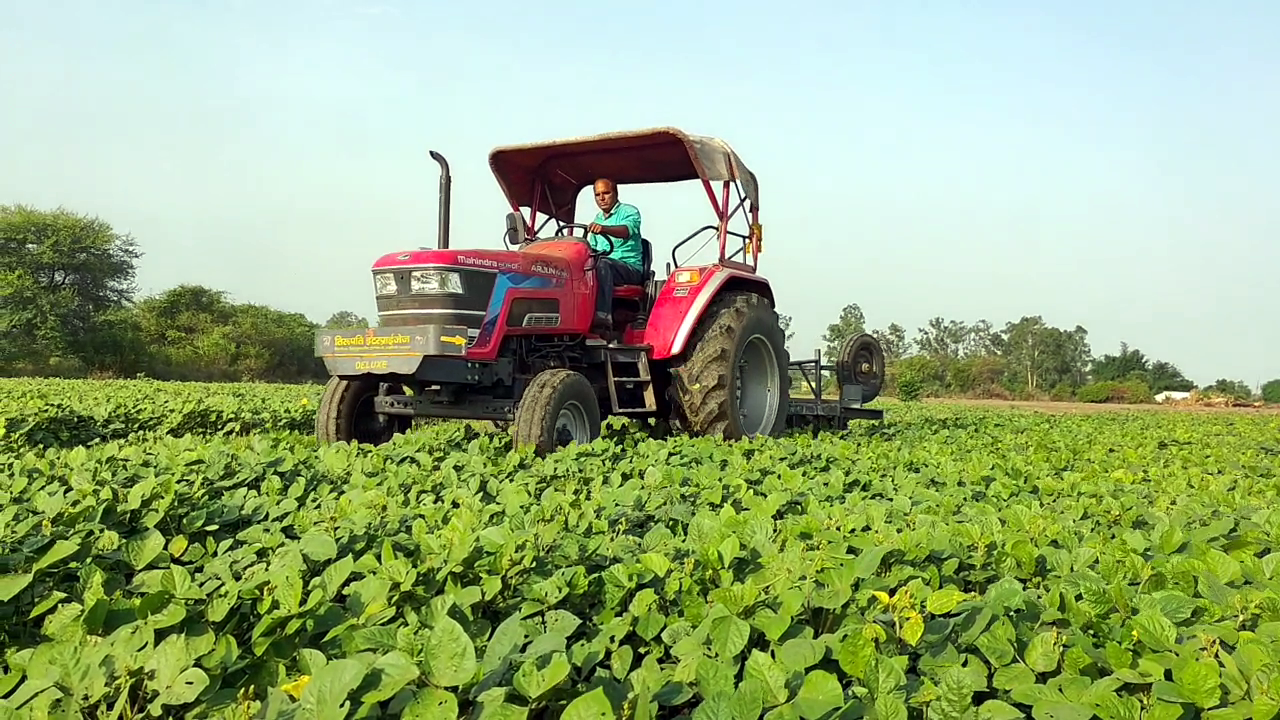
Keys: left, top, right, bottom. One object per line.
{"left": 2, "top": 0, "right": 1276, "bottom": 386}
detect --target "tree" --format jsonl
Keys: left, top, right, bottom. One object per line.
{"left": 1262, "top": 379, "right": 1280, "bottom": 404}
{"left": 820, "top": 303, "right": 865, "bottom": 360}
{"left": 1001, "top": 316, "right": 1091, "bottom": 393}
{"left": 1059, "top": 324, "right": 1092, "bottom": 388}
{"left": 0, "top": 204, "right": 142, "bottom": 370}
{"left": 962, "top": 319, "right": 1005, "bottom": 358}
{"left": 1146, "top": 360, "right": 1194, "bottom": 393}
{"left": 132, "top": 285, "right": 240, "bottom": 380}
{"left": 1091, "top": 343, "right": 1193, "bottom": 393}
{"left": 1091, "top": 343, "right": 1149, "bottom": 383}
{"left": 230, "top": 303, "right": 325, "bottom": 382}
{"left": 325, "top": 311, "right": 370, "bottom": 329}
{"left": 131, "top": 285, "right": 323, "bottom": 382}
{"left": 870, "top": 322, "right": 910, "bottom": 363}
{"left": 778, "top": 313, "right": 795, "bottom": 346}
{"left": 914, "top": 317, "right": 968, "bottom": 369}
{"left": 1204, "top": 378, "right": 1253, "bottom": 401}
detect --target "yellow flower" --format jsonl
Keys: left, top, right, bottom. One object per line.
{"left": 282, "top": 675, "right": 310, "bottom": 700}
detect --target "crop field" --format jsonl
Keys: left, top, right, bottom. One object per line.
{"left": 2, "top": 378, "right": 1280, "bottom": 719}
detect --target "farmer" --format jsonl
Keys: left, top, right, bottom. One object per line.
{"left": 586, "top": 178, "right": 645, "bottom": 331}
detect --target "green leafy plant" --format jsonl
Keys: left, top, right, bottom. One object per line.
{"left": 1, "top": 378, "right": 1280, "bottom": 717}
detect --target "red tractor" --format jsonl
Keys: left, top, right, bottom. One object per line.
{"left": 313, "top": 127, "right": 885, "bottom": 452}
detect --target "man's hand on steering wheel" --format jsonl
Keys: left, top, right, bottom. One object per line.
{"left": 587, "top": 222, "right": 604, "bottom": 235}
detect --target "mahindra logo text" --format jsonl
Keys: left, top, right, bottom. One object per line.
{"left": 457, "top": 256, "right": 521, "bottom": 271}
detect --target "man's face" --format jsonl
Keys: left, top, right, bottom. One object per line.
{"left": 594, "top": 181, "right": 617, "bottom": 213}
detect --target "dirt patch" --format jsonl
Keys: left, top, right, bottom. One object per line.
{"left": 924, "top": 398, "right": 1280, "bottom": 415}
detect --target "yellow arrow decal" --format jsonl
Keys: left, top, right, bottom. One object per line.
{"left": 440, "top": 335, "right": 467, "bottom": 346}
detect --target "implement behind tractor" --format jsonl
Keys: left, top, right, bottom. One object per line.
{"left": 313, "top": 127, "right": 885, "bottom": 452}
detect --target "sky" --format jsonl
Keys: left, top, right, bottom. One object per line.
{"left": 1, "top": 0, "right": 1277, "bottom": 387}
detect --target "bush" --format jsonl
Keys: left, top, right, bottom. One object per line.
{"left": 1049, "top": 382, "right": 1075, "bottom": 402}
{"left": 1077, "top": 379, "right": 1154, "bottom": 404}
{"left": 1076, "top": 383, "right": 1111, "bottom": 403}
{"left": 892, "top": 355, "right": 942, "bottom": 402}
{"left": 897, "top": 373, "right": 925, "bottom": 402}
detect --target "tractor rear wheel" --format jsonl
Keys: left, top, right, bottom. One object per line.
{"left": 512, "top": 368, "right": 602, "bottom": 455}
{"left": 670, "top": 291, "right": 789, "bottom": 439}
{"left": 315, "top": 376, "right": 411, "bottom": 445}
{"left": 835, "top": 333, "right": 886, "bottom": 402}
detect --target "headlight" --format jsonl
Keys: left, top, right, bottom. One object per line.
{"left": 373, "top": 272, "right": 397, "bottom": 295}
{"left": 411, "top": 270, "right": 463, "bottom": 294}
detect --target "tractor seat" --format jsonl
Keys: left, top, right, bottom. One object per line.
{"left": 612, "top": 237, "right": 654, "bottom": 300}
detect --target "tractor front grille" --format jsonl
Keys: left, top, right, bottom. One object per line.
{"left": 373, "top": 266, "right": 496, "bottom": 333}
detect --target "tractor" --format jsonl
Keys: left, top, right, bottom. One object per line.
{"left": 313, "top": 127, "right": 885, "bottom": 453}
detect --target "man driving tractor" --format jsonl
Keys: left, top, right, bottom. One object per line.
{"left": 586, "top": 177, "right": 645, "bottom": 331}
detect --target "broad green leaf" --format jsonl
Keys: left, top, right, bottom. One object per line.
{"left": 745, "top": 651, "right": 789, "bottom": 707}
{"left": 993, "top": 664, "right": 1036, "bottom": 691}
{"left": 32, "top": 539, "right": 79, "bottom": 573}
{"left": 837, "top": 631, "right": 875, "bottom": 680}
{"left": 1132, "top": 610, "right": 1178, "bottom": 653}
{"left": 299, "top": 658, "right": 368, "bottom": 720}
{"left": 1025, "top": 631, "right": 1061, "bottom": 673}
{"left": 793, "top": 670, "right": 843, "bottom": 720}
{"left": 1031, "top": 700, "right": 1094, "bottom": 720}
{"left": 156, "top": 667, "right": 209, "bottom": 706}
{"left": 0, "top": 573, "right": 33, "bottom": 602}
{"left": 513, "top": 652, "right": 571, "bottom": 700}
{"left": 426, "top": 615, "right": 478, "bottom": 687}
{"left": 123, "top": 528, "right": 165, "bottom": 570}
{"left": 900, "top": 614, "right": 925, "bottom": 646}
{"left": 709, "top": 615, "right": 751, "bottom": 658}
{"left": 978, "top": 700, "right": 1024, "bottom": 720}
{"left": 1173, "top": 655, "right": 1222, "bottom": 709}
{"left": 691, "top": 693, "right": 733, "bottom": 720}
{"left": 776, "top": 639, "right": 823, "bottom": 674}
{"left": 731, "top": 679, "right": 765, "bottom": 720}
{"left": 361, "top": 651, "right": 421, "bottom": 704}
{"left": 403, "top": 687, "right": 459, "bottom": 720}
{"left": 300, "top": 531, "right": 338, "bottom": 562}
{"left": 562, "top": 686, "right": 615, "bottom": 720}
{"left": 926, "top": 588, "right": 968, "bottom": 615}
{"left": 481, "top": 612, "right": 526, "bottom": 676}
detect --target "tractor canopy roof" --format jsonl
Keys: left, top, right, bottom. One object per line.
{"left": 488, "top": 126, "right": 760, "bottom": 224}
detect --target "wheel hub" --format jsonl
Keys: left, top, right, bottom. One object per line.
{"left": 733, "top": 334, "right": 781, "bottom": 437}
{"left": 554, "top": 401, "right": 591, "bottom": 447}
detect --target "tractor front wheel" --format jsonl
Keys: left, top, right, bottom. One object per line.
{"left": 512, "top": 368, "right": 602, "bottom": 455}
{"left": 315, "top": 376, "right": 411, "bottom": 445}
{"left": 671, "top": 291, "right": 789, "bottom": 439}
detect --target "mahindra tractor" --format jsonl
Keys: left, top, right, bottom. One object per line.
{"left": 313, "top": 127, "right": 886, "bottom": 453}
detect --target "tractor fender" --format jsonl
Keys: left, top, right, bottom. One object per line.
{"left": 646, "top": 266, "right": 775, "bottom": 360}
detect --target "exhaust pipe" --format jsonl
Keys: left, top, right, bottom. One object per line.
{"left": 428, "top": 150, "right": 451, "bottom": 250}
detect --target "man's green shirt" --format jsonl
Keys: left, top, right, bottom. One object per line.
{"left": 589, "top": 202, "right": 643, "bottom": 269}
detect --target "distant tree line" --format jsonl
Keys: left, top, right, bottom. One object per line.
{"left": 3, "top": 204, "right": 1278, "bottom": 403}
{"left": 779, "top": 304, "right": 1277, "bottom": 404}
{"left": 1, "top": 205, "right": 337, "bottom": 383}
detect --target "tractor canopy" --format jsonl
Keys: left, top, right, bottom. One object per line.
{"left": 488, "top": 126, "right": 760, "bottom": 224}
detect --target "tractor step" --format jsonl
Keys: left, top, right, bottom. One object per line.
{"left": 605, "top": 346, "right": 656, "bottom": 413}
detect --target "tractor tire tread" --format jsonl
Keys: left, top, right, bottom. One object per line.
{"left": 670, "top": 290, "right": 789, "bottom": 439}
{"left": 315, "top": 376, "right": 408, "bottom": 445}
{"left": 512, "top": 368, "right": 601, "bottom": 455}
